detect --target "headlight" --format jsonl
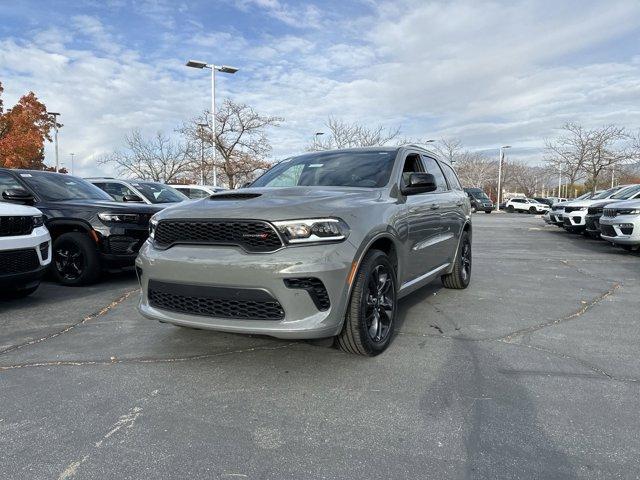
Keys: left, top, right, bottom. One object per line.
{"left": 149, "top": 216, "right": 158, "bottom": 238}
{"left": 32, "top": 215, "right": 44, "bottom": 227}
{"left": 98, "top": 212, "right": 139, "bottom": 223}
{"left": 273, "top": 218, "right": 349, "bottom": 244}
{"left": 619, "top": 209, "right": 640, "bottom": 215}
{"left": 575, "top": 207, "right": 587, "bottom": 212}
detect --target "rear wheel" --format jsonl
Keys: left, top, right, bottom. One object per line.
{"left": 52, "top": 232, "right": 101, "bottom": 286}
{"left": 441, "top": 231, "right": 472, "bottom": 289}
{"left": 485, "top": 210, "right": 492, "bottom": 214}
{"left": 336, "top": 250, "right": 397, "bottom": 356}
{"left": 507, "top": 205, "right": 514, "bottom": 213}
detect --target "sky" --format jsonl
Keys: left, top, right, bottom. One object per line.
{"left": 1, "top": 0, "right": 640, "bottom": 177}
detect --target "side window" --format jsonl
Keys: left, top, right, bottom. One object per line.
{"left": 441, "top": 163, "right": 462, "bottom": 190}
{"left": 421, "top": 156, "right": 448, "bottom": 192}
{"left": 265, "top": 163, "right": 304, "bottom": 187}
{"left": 0, "top": 172, "right": 27, "bottom": 200}
{"left": 401, "top": 153, "right": 424, "bottom": 186}
{"left": 190, "top": 189, "right": 210, "bottom": 199}
{"left": 99, "top": 182, "right": 135, "bottom": 202}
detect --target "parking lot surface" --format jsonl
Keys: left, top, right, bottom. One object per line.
{"left": 1, "top": 214, "right": 639, "bottom": 479}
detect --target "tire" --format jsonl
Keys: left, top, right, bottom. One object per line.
{"left": 529, "top": 207, "right": 536, "bottom": 214}
{"left": 336, "top": 250, "right": 397, "bottom": 356}
{"left": 441, "top": 231, "right": 472, "bottom": 289}
{"left": 471, "top": 205, "right": 477, "bottom": 213}
{"left": 507, "top": 205, "right": 514, "bottom": 213}
{"left": 485, "top": 210, "right": 492, "bottom": 214}
{"left": 51, "top": 232, "right": 101, "bottom": 286}
{"left": 621, "top": 245, "right": 638, "bottom": 252}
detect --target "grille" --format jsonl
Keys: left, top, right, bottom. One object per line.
{"left": 0, "top": 216, "right": 34, "bottom": 237}
{"left": 0, "top": 248, "right": 39, "bottom": 274}
{"left": 552, "top": 207, "right": 564, "bottom": 213}
{"left": 154, "top": 219, "right": 283, "bottom": 252}
{"left": 284, "top": 277, "right": 331, "bottom": 311}
{"left": 148, "top": 280, "right": 285, "bottom": 320}
{"left": 600, "top": 225, "right": 617, "bottom": 237}
{"left": 563, "top": 206, "right": 582, "bottom": 213}
{"left": 587, "top": 206, "right": 603, "bottom": 215}
{"left": 603, "top": 208, "right": 617, "bottom": 217}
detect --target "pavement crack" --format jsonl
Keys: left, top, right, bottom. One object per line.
{"left": 0, "top": 289, "right": 138, "bottom": 357}
{"left": 497, "top": 282, "right": 621, "bottom": 342}
{"left": 0, "top": 342, "right": 294, "bottom": 371}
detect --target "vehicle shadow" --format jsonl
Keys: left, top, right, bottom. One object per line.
{"left": 419, "top": 339, "right": 578, "bottom": 479}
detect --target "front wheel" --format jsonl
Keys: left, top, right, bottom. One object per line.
{"left": 529, "top": 207, "right": 537, "bottom": 214}
{"left": 441, "top": 231, "right": 472, "bottom": 289}
{"left": 52, "top": 232, "right": 101, "bottom": 286}
{"left": 336, "top": 250, "right": 397, "bottom": 356}
{"left": 471, "top": 205, "right": 477, "bottom": 213}
{"left": 485, "top": 210, "right": 492, "bottom": 214}
{"left": 507, "top": 205, "right": 514, "bottom": 213}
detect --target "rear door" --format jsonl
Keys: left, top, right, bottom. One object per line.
{"left": 439, "top": 160, "right": 468, "bottom": 262}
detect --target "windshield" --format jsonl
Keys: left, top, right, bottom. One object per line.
{"left": 610, "top": 184, "right": 640, "bottom": 199}
{"left": 18, "top": 172, "right": 114, "bottom": 201}
{"left": 471, "top": 191, "right": 490, "bottom": 200}
{"left": 592, "top": 187, "right": 619, "bottom": 200}
{"left": 250, "top": 150, "right": 397, "bottom": 188}
{"left": 131, "top": 182, "right": 187, "bottom": 203}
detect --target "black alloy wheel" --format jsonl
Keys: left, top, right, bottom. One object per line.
{"left": 363, "top": 264, "right": 395, "bottom": 343}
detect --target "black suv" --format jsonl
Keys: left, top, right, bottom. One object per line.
{"left": 464, "top": 188, "right": 493, "bottom": 213}
{"left": 0, "top": 169, "right": 163, "bottom": 285}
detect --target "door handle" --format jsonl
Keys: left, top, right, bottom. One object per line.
{"left": 430, "top": 203, "right": 440, "bottom": 210}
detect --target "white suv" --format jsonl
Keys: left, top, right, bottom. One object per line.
{"left": 505, "top": 198, "right": 550, "bottom": 214}
{"left": 599, "top": 199, "right": 640, "bottom": 251}
{"left": 0, "top": 201, "right": 52, "bottom": 296}
{"left": 561, "top": 185, "right": 635, "bottom": 232}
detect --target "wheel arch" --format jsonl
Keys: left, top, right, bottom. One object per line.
{"left": 47, "top": 219, "right": 98, "bottom": 244}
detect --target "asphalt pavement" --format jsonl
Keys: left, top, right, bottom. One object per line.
{"left": 1, "top": 213, "right": 639, "bottom": 480}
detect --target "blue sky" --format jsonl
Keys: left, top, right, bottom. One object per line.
{"left": 1, "top": 0, "right": 640, "bottom": 176}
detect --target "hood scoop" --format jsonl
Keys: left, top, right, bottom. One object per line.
{"left": 208, "top": 193, "right": 262, "bottom": 201}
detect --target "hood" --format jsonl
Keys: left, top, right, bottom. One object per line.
{"left": 605, "top": 199, "right": 640, "bottom": 210}
{"left": 155, "top": 187, "right": 383, "bottom": 221}
{"left": 0, "top": 202, "right": 42, "bottom": 216}
{"left": 42, "top": 198, "right": 164, "bottom": 213}
{"left": 564, "top": 199, "right": 609, "bottom": 209}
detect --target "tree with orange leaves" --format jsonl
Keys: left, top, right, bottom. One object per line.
{"left": 0, "top": 81, "right": 59, "bottom": 170}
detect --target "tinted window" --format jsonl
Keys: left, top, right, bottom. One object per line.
{"left": 95, "top": 182, "right": 137, "bottom": 202}
{"left": 0, "top": 172, "right": 25, "bottom": 200}
{"left": 592, "top": 187, "right": 619, "bottom": 200}
{"left": 421, "top": 156, "right": 448, "bottom": 192}
{"left": 441, "top": 163, "right": 462, "bottom": 190}
{"left": 188, "top": 188, "right": 210, "bottom": 199}
{"left": 130, "top": 182, "right": 187, "bottom": 203}
{"left": 251, "top": 150, "right": 397, "bottom": 188}
{"left": 610, "top": 185, "right": 640, "bottom": 199}
{"left": 18, "top": 172, "right": 113, "bottom": 201}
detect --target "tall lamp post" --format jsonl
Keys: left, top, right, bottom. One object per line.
{"left": 197, "top": 123, "right": 208, "bottom": 185}
{"left": 496, "top": 145, "right": 511, "bottom": 212}
{"left": 313, "top": 132, "right": 324, "bottom": 149}
{"left": 48, "top": 112, "right": 61, "bottom": 172}
{"left": 69, "top": 153, "right": 75, "bottom": 175}
{"left": 186, "top": 60, "right": 238, "bottom": 188}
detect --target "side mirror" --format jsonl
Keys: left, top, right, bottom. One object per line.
{"left": 2, "top": 188, "right": 35, "bottom": 205}
{"left": 402, "top": 173, "right": 437, "bottom": 196}
{"left": 122, "top": 194, "right": 144, "bottom": 202}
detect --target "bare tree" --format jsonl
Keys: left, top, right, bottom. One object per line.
{"left": 544, "top": 123, "right": 589, "bottom": 187}
{"left": 183, "top": 100, "right": 282, "bottom": 189}
{"left": 582, "top": 125, "right": 630, "bottom": 193}
{"left": 308, "top": 117, "right": 401, "bottom": 151}
{"left": 99, "top": 130, "right": 196, "bottom": 182}
{"left": 433, "top": 138, "right": 465, "bottom": 164}
{"left": 454, "top": 152, "right": 497, "bottom": 189}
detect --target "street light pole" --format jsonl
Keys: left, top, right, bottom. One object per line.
{"left": 197, "top": 123, "right": 208, "bottom": 185}
{"left": 70, "top": 153, "right": 75, "bottom": 175}
{"left": 496, "top": 145, "right": 511, "bottom": 212}
{"left": 186, "top": 60, "right": 238, "bottom": 188}
{"left": 48, "top": 112, "right": 61, "bottom": 172}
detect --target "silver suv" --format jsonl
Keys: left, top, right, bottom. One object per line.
{"left": 136, "top": 146, "right": 472, "bottom": 356}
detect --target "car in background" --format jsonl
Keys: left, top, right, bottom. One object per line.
{"left": 505, "top": 197, "right": 550, "bottom": 214}
{"left": 585, "top": 185, "right": 640, "bottom": 238}
{"left": 0, "top": 169, "right": 163, "bottom": 286}
{"left": 599, "top": 199, "right": 640, "bottom": 251}
{"left": 546, "top": 196, "right": 568, "bottom": 205}
{"left": 0, "top": 201, "right": 51, "bottom": 297}
{"left": 87, "top": 178, "right": 188, "bottom": 205}
{"left": 547, "top": 192, "right": 596, "bottom": 226}
{"left": 170, "top": 184, "right": 225, "bottom": 199}
{"left": 463, "top": 187, "right": 493, "bottom": 213}
{"left": 533, "top": 197, "right": 554, "bottom": 206}
{"left": 561, "top": 185, "right": 634, "bottom": 233}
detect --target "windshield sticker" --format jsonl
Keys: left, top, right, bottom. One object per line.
{"left": 309, "top": 164, "right": 323, "bottom": 168}
{"left": 19, "top": 173, "right": 33, "bottom": 177}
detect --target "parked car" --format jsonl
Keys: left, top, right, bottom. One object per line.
{"left": 0, "top": 201, "right": 51, "bottom": 297}
{"left": 547, "top": 192, "right": 596, "bottom": 227}
{"left": 87, "top": 178, "right": 188, "bottom": 205}
{"left": 533, "top": 197, "right": 555, "bottom": 207}
{"left": 170, "top": 184, "right": 226, "bottom": 199}
{"left": 505, "top": 197, "right": 550, "bottom": 214}
{"left": 0, "top": 169, "right": 163, "bottom": 286}
{"left": 585, "top": 185, "right": 640, "bottom": 237}
{"left": 546, "top": 196, "right": 568, "bottom": 205}
{"left": 136, "top": 146, "right": 472, "bottom": 356}
{"left": 561, "top": 185, "right": 634, "bottom": 233}
{"left": 599, "top": 199, "right": 640, "bottom": 251}
{"left": 463, "top": 188, "right": 493, "bottom": 213}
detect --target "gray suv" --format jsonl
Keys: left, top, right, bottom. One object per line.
{"left": 136, "top": 146, "right": 472, "bottom": 355}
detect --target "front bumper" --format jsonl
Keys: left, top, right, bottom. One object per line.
{"left": 136, "top": 240, "right": 357, "bottom": 339}
{"left": 97, "top": 226, "right": 150, "bottom": 271}
{"left": 584, "top": 214, "right": 602, "bottom": 234}
{"left": 562, "top": 210, "right": 587, "bottom": 228}
{"left": 549, "top": 211, "right": 565, "bottom": 225}
{"left": 599, "top": 215, "right": 640, "bottom": 245}
{"left": 0, "top": 226, "right": 51, "bottom": 289}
